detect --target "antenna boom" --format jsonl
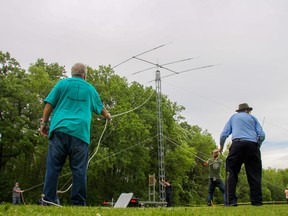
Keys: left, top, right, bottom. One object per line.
{"left": 112, "top": 42, "right": 172, "bottom": 69}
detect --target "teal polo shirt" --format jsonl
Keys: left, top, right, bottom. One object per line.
{"left": 44, "top": 77, "right": 103, "bottom": 144}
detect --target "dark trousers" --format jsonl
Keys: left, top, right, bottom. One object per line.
{"left": 226, "top": 140, "right": 262, "bottom": 206}
{"left": 207, "top": 178, "right": 226, "bottom": 205}
{"left": 43, "top": 131, "right": 89, "bottom": 206}
{"left": 166, "top": 193, "right": 172, "bottom": 207}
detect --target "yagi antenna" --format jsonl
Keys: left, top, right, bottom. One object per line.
{"left": 133, "top": 56, "right": 179, "bottom": 74}
{"left": 131, "top": 57, "right": 199, "bottom": 76}
{"left": 112, "top": 42, "right": 172, "bottom": 69}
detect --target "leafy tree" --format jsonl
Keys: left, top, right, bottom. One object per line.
{"left": 0, "top": 53, "right": 67, "bottom": 203}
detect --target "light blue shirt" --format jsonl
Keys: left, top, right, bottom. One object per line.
{"left": 220, "top": 112, "right": 265, "bottom": 148}
{"left": 44, "top": 77, "right": 103, "bottom": 144}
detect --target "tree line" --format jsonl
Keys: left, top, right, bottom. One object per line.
{"left": 0, "top": 51, "right": 287, "bottom": 205}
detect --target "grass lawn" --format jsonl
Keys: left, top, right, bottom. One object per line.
{"left": 0, "top": 204, "right": 287, "bottom": 216}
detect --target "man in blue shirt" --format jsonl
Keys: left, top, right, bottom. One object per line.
{"left": 219, "top": 103, "right": 265, "bottom": 206}
{"left": 40, "top": 63, "right": 111, "bottom": 206}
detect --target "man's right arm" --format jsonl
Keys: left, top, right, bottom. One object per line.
{"left": 161, "top": 179, "right": 170, "bottom": 187}
{"left": 219, "top": 118, "right": 232, "bottom": 152}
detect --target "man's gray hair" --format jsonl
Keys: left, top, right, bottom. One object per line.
{"left": 71, "top": 63, "right": 87, "bottom": 78}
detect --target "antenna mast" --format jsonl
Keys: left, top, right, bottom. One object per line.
{"left": 155, "top": 69, "right": 165, "bottom": 202}
{"left": 112, "top": 44, "right": 215, "bottom": 204}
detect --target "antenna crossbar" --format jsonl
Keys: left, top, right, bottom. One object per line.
{"left": 132, "top": 57, "right": 198, "bottom": 76}
{"left": 112, "top": 42, "right": 172, "bottom": 69}
{"left": 133, "top": 57, "right": 179, "bottom": 74}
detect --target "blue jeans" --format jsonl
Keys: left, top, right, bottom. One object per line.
{"left": 12, "top": 197, "right": 21, "bottom": 205}
{"left": 43, "top": 131, "right": 89, "bottom": 206}
{"left": 207, "top": 178, "right": 226, "bottom": 205}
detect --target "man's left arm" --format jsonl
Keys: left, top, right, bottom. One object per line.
{"left": 255, "top": 118, "right": 265, "bottom": 143}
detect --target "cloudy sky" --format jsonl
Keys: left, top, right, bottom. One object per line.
{"left": 1, "top": 0, "right": 288, "bottom": 169}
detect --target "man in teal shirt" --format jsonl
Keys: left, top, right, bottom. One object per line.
{"left": 40, "top": 63, "right": 111, "bottom": 206}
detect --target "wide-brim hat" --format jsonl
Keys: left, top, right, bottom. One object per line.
{"left": 236, "top": 103, "right": 253, "bottom": 112}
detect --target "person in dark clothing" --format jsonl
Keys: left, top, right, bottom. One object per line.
{"left": 219, "top": 103, "right": 265, "bottom": 206}
{"left": 162, "top": 179, "right": 173, "bottom": 207}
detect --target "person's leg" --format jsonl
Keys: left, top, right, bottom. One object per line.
{"left": 207, "top": 179, "right": 216, "bottom": 206}
{"left": 244, "top": 142, "right": 262, "bottom": 206}
{"left": 43, "top": 132, "right": 68, "bottom": 203}
{"left": 169, "top": 194, "right": 172, "bottom": 207}
{"left": 216, "top": 179, "right": 226, "bottom": 205}
{"left": 165, "top": 195, "right": 169, "bottom": 206}
{"left": 16, "top": 197, "right": 21, "bottom": 205}
{"left": 12, "top": 197, "right": 16, "bottom": 205}
{"left": 69, "top": 136, "right": 89, "bottom": 206}
{"left": 166, "top": 194, "right": 172, "bottom": 207}
{"left": 226, "top": 142, "right": 244, "bottom": 206}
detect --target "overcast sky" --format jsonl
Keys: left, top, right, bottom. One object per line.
{"left": 1, "top": 0, "right": 288, "bottom": 169}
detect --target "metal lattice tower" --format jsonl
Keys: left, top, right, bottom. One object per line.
{"left": 112, "top": 44, "right": 214, "bottom": 203}
{"left": 155, "top": 70, "right": 165, "bottom": 202}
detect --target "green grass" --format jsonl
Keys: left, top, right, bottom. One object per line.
{"left": 1, "top": 204, "right": 287, "bottom": 216}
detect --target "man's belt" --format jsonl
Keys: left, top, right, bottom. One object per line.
{"left": 232, "top": 138, "right": 257, "bottom": 144}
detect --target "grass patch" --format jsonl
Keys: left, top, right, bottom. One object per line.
{"left": 0, "top": 204, "right": 287, "bottom": 216}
